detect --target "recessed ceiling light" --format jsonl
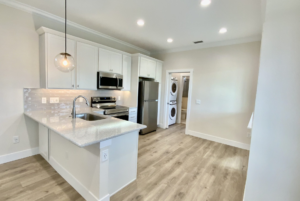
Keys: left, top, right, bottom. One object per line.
{"left": 137, "top": 20, "right": 145, "bottom": 26}
{"left": 219, "top": 28, "right": 227, "bottom": 34}
{"left": 201, "top": 0, "right": 211, "bottom": 7}
{"left": 167, "top": 38, "right": 173, "bottom": 43}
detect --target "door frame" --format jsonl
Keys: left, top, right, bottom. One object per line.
{"left": 163, "top": 69, "right": 193, "bottom": 134}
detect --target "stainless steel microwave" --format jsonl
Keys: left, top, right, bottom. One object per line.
{"left": 97, "top": 72, "right": 123, "bottom": 90}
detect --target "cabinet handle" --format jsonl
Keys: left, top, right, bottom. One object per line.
{"left": 77, "top": 85, "right": 79, "bottom": 88}
{"left": 72, "top": 84, "right": 74, "bottom": 88}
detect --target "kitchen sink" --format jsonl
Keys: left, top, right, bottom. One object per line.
{"left": 76, "top": 113, "right": 106, "bottom": 121}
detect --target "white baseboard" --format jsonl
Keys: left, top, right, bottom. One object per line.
{"left": 186, "top": 130, "right": 250, "bottom": 150}
{"left": 0, "top": 147, "right": 39, "bottom": 165}
{"left": 50, "top": 157, "right": 100, "bottom": 201}
{"left": 100, "top": 194, "right": 110, "bottom": 201}
{"left": 110, "top": 178, "right": 136, "bottom": 197}
{"left": 157, "top": 124, "right": 164, "bottom": 129}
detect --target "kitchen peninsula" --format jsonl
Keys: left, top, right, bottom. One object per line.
{"left": 25, "top": 107, "right": 146, "bottom": 201}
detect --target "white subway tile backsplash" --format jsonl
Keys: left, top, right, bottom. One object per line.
{"left": 23, "top": 88, "right": 125, "bottom": 113}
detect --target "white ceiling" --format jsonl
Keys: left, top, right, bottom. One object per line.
{"left": 14, "top": 0, "right": 263, "bottom": 53}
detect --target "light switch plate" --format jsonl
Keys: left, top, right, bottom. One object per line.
{"left": 42, "top": 97, "right": 47, "bottom": 104}
{"left": 196, "top": 99, "right": 201, "bottom": 105}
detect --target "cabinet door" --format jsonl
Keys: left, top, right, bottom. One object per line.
{"left": 155, "top": 62, "right": 163, "bottom": 125}
{"left": 39, "top": 124, "right": 49, "bottom": 161}
{"left": 139, "top": 57, "right": 156, "bottom": 78}
{"left": 122, "top": 55, "right": 131, "bottom": 91}
{"left": 148, "top": 59, "right": 157, "bottom": 78}
{"left": 99, "top": 48, "right": 111, "bottom": 73}
{"left": 110, "top": 51, "right": 123, "bottom": 74}
{"left": 140, "top": 57, "right": 149, "bottom": 77}
{"left": 77, "top": 42, "right": 98, "bottom": 90}
{"left": 47, "top": 34, "right": 76, "bottom": 89}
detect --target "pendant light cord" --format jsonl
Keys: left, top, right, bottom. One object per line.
{"left": 65, "top": 0, "right": 67, "bottom": 58}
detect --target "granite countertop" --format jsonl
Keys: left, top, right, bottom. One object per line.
{"left": 24, "top": 108, "right": 146, "bottom": 148}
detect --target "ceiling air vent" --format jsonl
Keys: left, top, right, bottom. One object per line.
{"left": 194, "top": 41, "right": 203, "bottom": 44}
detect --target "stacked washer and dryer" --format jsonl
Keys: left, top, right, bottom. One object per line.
{"left": 168, "top": 77, "right": 179, "bottom": 125}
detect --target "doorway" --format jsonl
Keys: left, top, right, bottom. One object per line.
{"left": 163, "top": 69, "right": 193, "bottom": 134}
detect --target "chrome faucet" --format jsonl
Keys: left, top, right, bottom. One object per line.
{"left": 71, "top": 95, "right": 89, "bottom": 118}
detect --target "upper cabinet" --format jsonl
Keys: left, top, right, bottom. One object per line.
{"left": 140, "top": 57, "right": 156, "bottom": 79}
{"left": 38, "top": 28, "right": 132, "bottom": 90}
{"left": 99, "top": 49, "right": 122, "bottom": 74}
{"left": 76, "top": 42, "right": 98, "bottom": 90}
{"left": 41, "top": 34, "right": 76, "bottom": 89}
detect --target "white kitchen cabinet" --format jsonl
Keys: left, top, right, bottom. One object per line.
{"left": 76, "top": 42, "right": 98, "bottom": 90}
{"left": 122, "top": 55, "right": 131, "bottom": 91}
{"left": 39, "top": 123, "right": 49, "bottom": 161}
{"left": 155, "top": 62, "right": 163, "bottom": 125}
{"left": 128, "top": 108, "right": 137, "bottom": 123}
{"left": 99, "top": 48, "right": 122, "bottom": 74}
{"left": 140, "top": 57, "right": 156, "bottom": 78}
{"left": 41, "top": 33, "right": 76, "bottom": 89}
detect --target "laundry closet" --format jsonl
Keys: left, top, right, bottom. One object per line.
{"left": 167, "top": 73, "right": 190, "bottom": 126}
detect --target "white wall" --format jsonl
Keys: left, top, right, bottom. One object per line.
{"left": 0, "top": 4, "right": 40, "bottom": 157}
{"left": 244, "top": 0, "right": 300, "bottom": 200}
{"left": 153, "top": 42, "right": 261, "bottom": 147}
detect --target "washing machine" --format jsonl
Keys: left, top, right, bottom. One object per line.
{"left": 169, "top": 77, "right": 178, "bottom": 101}
{"left": 168, "top": 100, "right": 177, "bottom": 125}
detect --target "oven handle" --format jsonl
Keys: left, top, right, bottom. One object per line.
{"left": 109, "top": 112, "right": 129, "bottom": 117}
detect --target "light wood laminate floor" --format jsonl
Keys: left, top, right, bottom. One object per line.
{"left": 0, "top": 124, "right": 249, "bottom": 201}
{"left": 111, "top": 124, "right": 249, "bottom": 201}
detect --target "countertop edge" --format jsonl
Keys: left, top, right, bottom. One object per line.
{"left": 24, "top": 112, "right": 146, "bottom": 148}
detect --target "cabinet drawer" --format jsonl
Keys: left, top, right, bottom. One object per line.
{"left": 129, "top": 116, "right": 137, "bottom": 123}
{"left": 129, "top": 114, "right": 137, "bottom": 118}
{"left": 129, "top": 108, "right": 137, "bottom": 113}
{"left": 129, "top": 110, "right": 137, "bottom": 116}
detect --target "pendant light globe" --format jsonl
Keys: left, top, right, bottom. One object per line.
{"left": 54, "top": 0, "right": 75, "bottom": 73}
{"left": 54, "top": 53, "right": 75, "bottom": 72}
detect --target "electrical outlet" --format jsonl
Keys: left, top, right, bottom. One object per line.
{"left": 196, "top": 99, "right": 201, "bottom": 105}
{"left": 118, "top": 96, "right": 121, "bottom": 101}
{"left": 42, "top": 97, "right": 47, "bottom": 104}
{"left": 101, "top": 149, "right": 109, "bottom": 162}
{"left": 13, "top": 136, "right": 19, "bottom": 144}
{"left": 50, "top": 97, "right": 59, "bottom": 103}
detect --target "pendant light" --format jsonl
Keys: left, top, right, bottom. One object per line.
{"left": 54, "top": 0, "right": 75, "bottom": 72}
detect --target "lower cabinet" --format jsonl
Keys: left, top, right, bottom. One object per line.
{"left": 128, "top": 108, "right": 137, "bottom": 123}
{"left": 39, "top": 123, "right": 49, "bottom": 161}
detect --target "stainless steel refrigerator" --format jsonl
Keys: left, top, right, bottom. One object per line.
{"left": 138, "top": 81, "right": 159, "bottom": 135}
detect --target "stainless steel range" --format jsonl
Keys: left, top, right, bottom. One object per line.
{"left": 91, "top": 97, "right": 129, "bottom": 120}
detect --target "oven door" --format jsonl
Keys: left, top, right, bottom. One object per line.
{"left": 109, "top": 112, "right": 129, "bottom": 121}
{"left": 97, "top": 72, "right": 123, "bottom": 90}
